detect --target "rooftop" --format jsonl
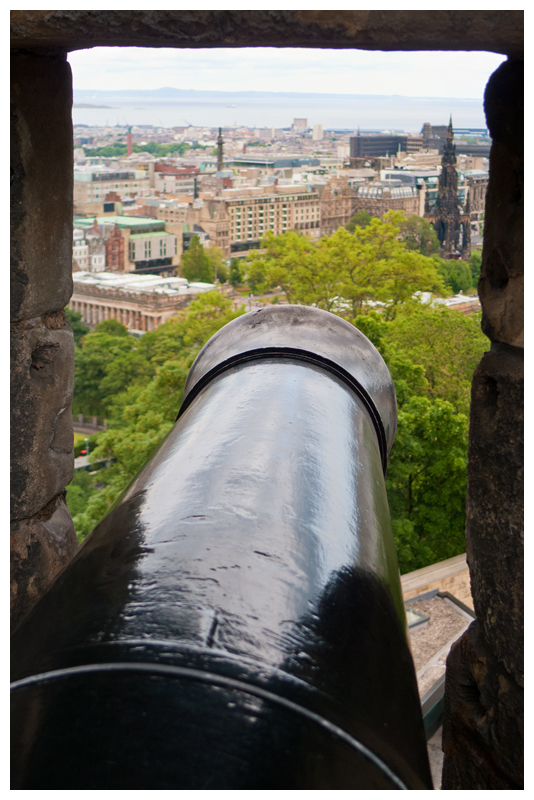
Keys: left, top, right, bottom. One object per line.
{"left": 129, "top": 230, "right": 176, "bottom": 239}
{"left": 73, "top": 215, "right": 165, "bottom": 229}
{"left": 73, "top": 270, "right": 215, "bottom": 297}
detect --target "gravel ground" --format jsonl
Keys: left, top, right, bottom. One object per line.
{"left": 406, "top": 595, "right": 474, "bottom": 789}
{"left": 408, "top": 595, "right": 472, "bottom": 697}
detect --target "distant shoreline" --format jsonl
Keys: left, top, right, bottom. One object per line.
{"left": 71, "top": 88, "right": 486, "bottom": 130}
{"left": 73, "top": 103, "right": 116, "bottom": 109}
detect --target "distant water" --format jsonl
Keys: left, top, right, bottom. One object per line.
{"left": 72, "top": 88, "right": 487, "bottom": 131}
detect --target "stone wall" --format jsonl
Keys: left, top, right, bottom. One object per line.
{"left": 401, "top": 554, "right": 473, "bottom": 610}
{"left": 11, "top": 52, "right": 78, "bottom": 628}
{"left": 10, "top": 10, "right": 523, "bottom": 56}
{"left": 441, "top": 59, "right": 523, "bottom": 789}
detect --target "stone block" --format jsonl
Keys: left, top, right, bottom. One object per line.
{"left": 479, "top": 59, "right": 524, "bottom": 348}
{"left": 10, "top": 11, "right": 523, "bottom": 58}
{"left": 11, "top": 493, "right": 78, "bottom": 630}
{"left": 466, "top": 343, "right": 523, "bottom": 686}
{"left": 11, "top": 51, "right": 73, "bottom": 322}
{"left": 442, "top": 621, "right": 523, "bottom": 789}
{"left": 11, "top": 311, "right": 75, "bottom": 521}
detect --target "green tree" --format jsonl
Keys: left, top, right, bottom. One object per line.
{"left": 435, "top": 257, "right": 472, "bottom": 294}
{"left": 229, "top": 258, "right": 244, "bottom": 286}
{"left": 246, "top": 230, "right": 339, "bottom": 309}
{"left": 65, "top": 307, "right": 90, "bottom": 346}
{"left": 386, "top": 395, "right": 468, "bottom": 573}
{"left": 180, "top": 236, "right": 215, "bottom": 283}
{"left": 469, "top": 250, "right": 482, "bottom": 285}
{"left": 386, "top": 302, "right": 487, "bottom": 415}
{"left": 73, "top": 292, "right": 244, "bottom": 541}
{"left": 84, "top": 141, "right": 191, "bottom": 159}
{"left": 345, "top": 210, "right": 373, "bottom": 232}
{"left": 351, "top": 311, "right": 429, "bottom": 408}
{"left": 331, "top": 214, "right": 445, "bottom": 317}
{"left": 65, "top": 468, "right": 96, "bottom": 520}
{"left": 246, "top": 212, "right": 445, "bottom": 317}
{"left": 73, "top": 321, "right": 135, "bottom": 416}
{"left": 399, "top": 215, "right": 440, "bottom": 257}
{"left": 206, "top": 245, "right": 228, "bottom": 282}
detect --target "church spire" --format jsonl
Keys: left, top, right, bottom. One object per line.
{"left": 447, "top": 115, "right": 454, "bottom": 140}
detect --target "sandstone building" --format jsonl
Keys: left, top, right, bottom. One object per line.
{"left": 351, "top": 183, "right": 422, "bottom": 219}
{"left": 316, "top": 176, "right": 355, "bottom": 236}
{"left": 74, "top": 166, "right": 150, "bottom": 215}
{"left": 73, "top": 214, "right": 182, "bottom": 275}
{"left": 70, "top": 271, "right": 215, "bottom": 332}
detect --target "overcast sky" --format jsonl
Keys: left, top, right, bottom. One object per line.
{"left": 68, "top": 46, "right": 506, "bottom": 99}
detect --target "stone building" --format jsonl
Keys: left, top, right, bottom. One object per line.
{"left": 104, "top": 224, "right": 124, "bottom": 271}
{"left": 10, "top": 10, "right": 523, "bottom": 790}
{"left": 73, "top": 214, "right": 182, "bottom": 275}
{"left": 178, "top": 186, "right": 322, "bottom": 257}
{"left": 351, "top": 183, "right": 422, "bottom": 219}
{"left": 73, "top": 166, "right": 150, "bottom": 215}
{"left": 151, "top": 163, "right": 201, "bottom": 195}
{"left": 464, "top": 169, "right": 489, "bottom": 229}
{"left": 72, "top": 225, "right": 105, "bottom": 272}
{"left": 70, "top": 271, "right": 214, "bottom": 332}
{"left": 316, "top": 176, "right": 355, "bottom": 236}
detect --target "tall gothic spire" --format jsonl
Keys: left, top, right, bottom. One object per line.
{"left": 434, "top": 114, "right": 460, "bottom": 255}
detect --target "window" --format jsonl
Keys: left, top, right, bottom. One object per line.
{"left": 145, "top": 240, "right": 151, "bottom": 258}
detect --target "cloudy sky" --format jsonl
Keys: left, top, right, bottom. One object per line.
{"left": 68, "top": 46, "right": 506, "bottom": 99}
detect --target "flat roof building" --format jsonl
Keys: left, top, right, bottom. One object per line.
{"left": 70, "top": 270, "right": 216, "bottom": 333}
{"left": 350, "top": 135, "right": 409, "bottom": 159}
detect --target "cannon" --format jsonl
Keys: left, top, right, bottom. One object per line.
{"left": 11, "top": 305, "right": 432, "bottom": 789}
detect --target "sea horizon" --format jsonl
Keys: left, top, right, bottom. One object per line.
{"left": 72, "top": 87, "right": 487, "bottom": 132}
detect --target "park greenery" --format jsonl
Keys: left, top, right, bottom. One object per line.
{"left": 245, "top": 212, "right": 447, "bottom": 316}
{"left": 179, "top": 237, "right": 228, "bottom": 284}
{"left": 82, "top": 141, "right": 209, "bottom": 159}
{"left": 67, "top": 212, "right": 488, "bottom": 574}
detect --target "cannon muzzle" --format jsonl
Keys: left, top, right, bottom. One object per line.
{"left": 11, "top": 305, "right": 432, "bottom": 789}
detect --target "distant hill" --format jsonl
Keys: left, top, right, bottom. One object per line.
{"left": 74, "top": 86, "right": 483, "bottom": 103}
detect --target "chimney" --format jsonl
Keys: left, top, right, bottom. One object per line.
{"left": 127, "top": 126, "right": 133, "bottom": 157}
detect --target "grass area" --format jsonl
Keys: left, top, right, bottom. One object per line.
{"left": 73, "top": 432, "right": 87, "bottom": 445}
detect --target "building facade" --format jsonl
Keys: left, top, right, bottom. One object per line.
{"left": 70, "top": 271, "right": 215, "bottom": 332}
{"left": 74, "top": 167, "right": 150, "bottom": 214}
{"left": 464, "top": 170, "right": 489, "bottom": 228}
{"left": 176, "top": 186, "right": 322, "bottom": 257}
{"left": 73, "top": 225, "right": 106, "bottom": 272}
{"left": 317, "top": 177, "right": 355, "bottom": 236}
{"left": 351, "top": 184, "right": 421, "bottom": 219}
{"left": 73, "top": 215, "right": 182, "bottom": 275}
{"left": 350, "top": 134, "right": 409, "bottom": 158}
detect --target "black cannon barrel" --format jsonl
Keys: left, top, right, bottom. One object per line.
{"left": 11, "top": 305, "right": 432, "bottom": 790}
